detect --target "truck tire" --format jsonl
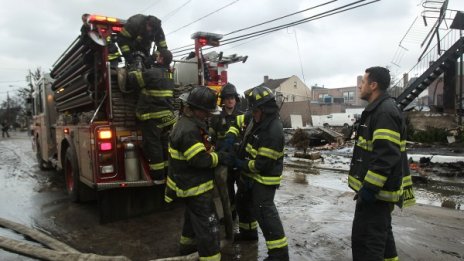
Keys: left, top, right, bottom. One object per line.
{"left": 64, "top": 147, "right": 80, "bottom": 202}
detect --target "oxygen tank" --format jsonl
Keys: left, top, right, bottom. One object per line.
{"left": 124, "top": 142, "right": 140, "bottom": 181}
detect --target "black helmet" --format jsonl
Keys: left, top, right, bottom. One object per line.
{"left": 220, "top": 83, "right": 239, "bottom": 101}
{"left": 181, "top": 86, "right": 218, "bottom": 113}
{"left": 146, "top": 15, "right": 161, "bottom": 29}
{"left": 245, "top": 85, "right": 275, "bottom": 110}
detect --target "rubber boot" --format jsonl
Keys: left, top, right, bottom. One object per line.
{"left": 179, "top": 243, "right": 197, "bottom": 256}
{"left": 264, "top": 247, "right": 289, "bottom": 261}
{"left": 150, "top": 170, "right": 166, "bottom": 185}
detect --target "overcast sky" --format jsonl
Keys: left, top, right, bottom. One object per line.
{"left": 1, "top": 0, "right": 464, "bottom": 101}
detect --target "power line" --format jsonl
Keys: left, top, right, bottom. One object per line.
{"left": 170, "top": 0, "right": 336, "bottom": 52}
{"left": 172, "top": 0, "right": 380, "bottom": 57}
{"left": 140, "top": 0, "right": 163, "bottom": 13}
{"left": 166, "top": 0, "right": 240, "bottom": 36}
{"left": 162, "top": 0, "right": 193, "bottom": 22}
{"left": 223, "top": 0, "right": 338, "bottom": 36}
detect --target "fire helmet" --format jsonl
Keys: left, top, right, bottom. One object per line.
{"left": 245, "top": 85, "right": 275, "bottom": 110}
{"left": 180, "top": 86, "right": 218, "bottom": 113}
{"left": 220, "top": 83, "right": 240, "bottom": 102}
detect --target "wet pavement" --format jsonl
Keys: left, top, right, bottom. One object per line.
{"left": 0, "top": 132, "right": 463, "bottom": 260}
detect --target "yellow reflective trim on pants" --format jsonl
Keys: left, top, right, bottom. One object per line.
{"left": 239, "top": 221, "right": 258, "bottom": 230}
{"left": 199, "top": 252, "right": 221, "bottom": 261}
{"left": 248, "top": 160, "right": 258, "bottom": 173}
{"left": 136, "top": 110, "right": 173, "bottom": 120}
{"left": 348, "top": 175, "right": 362, "bottom": 191}
{"left": 169, "top": 146, "right": 186, "bottom": 160}
{"left": 180, "top": 235, "right": 195, "bottom": 245}
{"left": 373, "top": 128, "right": 401, "bottom": 146}
{"left": 246, "top": 143, "right": 257, "bottom": 158}
{"left": 184, "top": 142, "right": 206, "bottom": 160}
{"left": 400, "top": 140, "right": 406, "bottom": 152}
{"left": 258, "top": 147, "right": 283, "bottom": 160}
{"left": 166, "top": 176, "right": 214, "bottom": 198}
{"left": 141, "top": 88, "right": 173, "bottom": 97}
{"left": 149, "top": 162, "right": 165, "bottom": 171}
{"left": 384, "top": 256, "right": 399, "bottom": 261}
{"left": 227, "top": 126, "right": 239, "bottom": 136}
{"left": 364, "top": 170, "right": 387, "bottom": 187}
{"left": 108, "top": 53, "right": 120, "bottom": 60}
{"left": 266, "top": 237, "right": 288, "bottom": 250}
{"left": 243, "top": 172, "right": 282, "bottom": 185}
{"left": 210, "top": 152, "right": 218, "bottom": 168}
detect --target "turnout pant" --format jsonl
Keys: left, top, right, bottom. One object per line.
{"left": 236, "top": 177, "right": 289, "bottom": 259}
{"left": 139, "top": 118, "right": 171, "bottom": 179}
{"left": 352, "top": 199, "right": 398, "bottom": 261}
{"left": 180, "top": 190, "right": 221, "bottom": 260}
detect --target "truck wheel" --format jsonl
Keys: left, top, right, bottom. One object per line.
{"left": 64, "top": 147, "right": 80, "bottom": 202}
{"left": 36, "top": 142, "right": 47, "bottom": 171}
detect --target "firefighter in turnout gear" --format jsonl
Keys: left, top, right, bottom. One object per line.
{"left": 129, "top": 49, "right": 175, "bottom": 184}
{"left": 349, "top": 66, "right": 416, "bottom": 261}
{"left": 165, "top": 86, "right": 234, "bottom": 260}
{"left": 209, "top": 83, "right": 242, "bottom": 219}
{"left": 116, "top": 14, "right": 168, "bottom": 66}
{"left": 231, "top": 86, "right": 289, "bottom": 261}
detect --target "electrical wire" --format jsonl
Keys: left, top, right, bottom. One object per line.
{"left": 172, "top": 0, "right": 380, "bottom": 57}
{"left": 140, "top": 0, "right": 163, "bottom": 13}
{"left": 170, "top": 0, "right": 337, "bottom": 52}
{"left": 223, "top": 0, "right": 338, "bottom": 36}
{"left": 166, "top": 0, "right": 240, "bottom": 36}
{"left": 162, "top": 0, "right": 193, "bottom": 22}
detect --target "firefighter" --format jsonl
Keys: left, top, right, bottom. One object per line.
{"left": 165, "top": 86, "right": 234, "bottom": 260}
{"left": 349, "top": 66, "right": 416, "bottom": 260}
{"left": 209, "top": 83, "right": 242, "bottom": 219}
{"left": 117, "top": 14, "right": 168, "bottom": 67}
{"left": 130, "top": 49, "right": 175, "bottom": 184}
{"left": 232, "top": 86, "right": 289, "bottom": 261}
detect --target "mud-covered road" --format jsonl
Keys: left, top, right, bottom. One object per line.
{"left": 0, "top": 132, "right": 463, "bottom": 260}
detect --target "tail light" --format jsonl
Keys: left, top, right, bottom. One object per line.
{"left": 96, "top": 127, "right": 116, "bottom": 177}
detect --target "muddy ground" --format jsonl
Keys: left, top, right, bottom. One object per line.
{"left": 0, "top": 132, "right": 463, "bottom": 260}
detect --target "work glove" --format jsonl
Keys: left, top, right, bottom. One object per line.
{"left": 358, "top": 187, "right": 377, "bottom": 203}
{"left": 218, "top": 151, "right": 235, "bottom": 167}
{"left": 219, "top": 135, "right": 235, "bottom": 152}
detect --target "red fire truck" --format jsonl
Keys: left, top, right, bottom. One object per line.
{"left": 32, "top": 14, "right": 246, "bottom": 221}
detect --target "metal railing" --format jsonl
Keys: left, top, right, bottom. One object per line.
{"left": 390, "top": 28, "right": 463, "bottom": 98}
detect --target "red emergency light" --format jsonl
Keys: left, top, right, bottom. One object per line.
{"left": 100, "top": 142, "right": 112, "bottom": 151}
{"left": 87, "top": 14, "right": 124, "bottom": 26}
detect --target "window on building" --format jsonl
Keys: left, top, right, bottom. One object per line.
{"left": 294, "top": 82, "right": 297, "bottom": 88}
{"left": 343, "top": 91, "right": 355, "bottom": 102}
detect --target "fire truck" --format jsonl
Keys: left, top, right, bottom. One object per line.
{"left": 31, "top": 14, "right": 246, "bottom": 222}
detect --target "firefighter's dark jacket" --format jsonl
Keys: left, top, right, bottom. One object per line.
{"left": 117, "top": 14, "right": 167, "bottom": 60}
{"left": 233, "top": 112, "right": 284, "bottom": 186}
{"left": 165, "top": 115, "right": 224, "bottom": 203}
{"left": 130, "top": 65, "right": 175, "bottom": 125}
{"left": 348, "top": 93, "right": 415, "bottom": 208}
{"left": 209, "top": 107, "right": 243, "bottom": 147}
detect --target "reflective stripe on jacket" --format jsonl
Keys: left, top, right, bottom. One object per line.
{"left": 348, "top": 93, "right": 416, "bottom": 208}
{"left": 165, "top": 116, "right": 219, "bottom": 202}
{"left": 240, "top": 114, "right": 284, "bottom": 186}
{"left": 130, "top": 67, "right": 175, "bottom": 124}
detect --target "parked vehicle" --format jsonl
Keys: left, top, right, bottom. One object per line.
{"left": 311, "top": 112, "right": 359, "bottom": 127}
